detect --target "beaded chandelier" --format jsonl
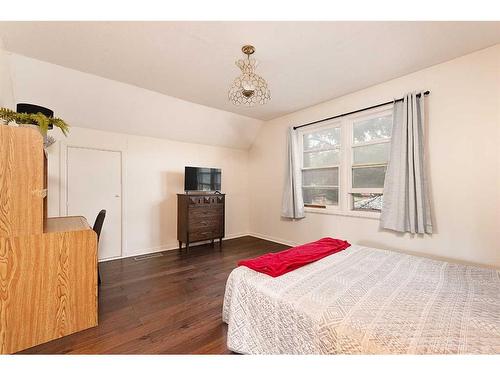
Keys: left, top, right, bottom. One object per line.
{"left": 228, "top": 45, "right": 271, "bottom": 106}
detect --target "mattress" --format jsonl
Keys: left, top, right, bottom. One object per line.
{"left": 222, "top": 245, "right": 500, "bottom": 354}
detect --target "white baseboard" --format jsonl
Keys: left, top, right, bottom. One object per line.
{"left": 98, "top": 232, "right": 250, "bottom": 263}
{"left": 247, "top": 232, "right": 297, "bottom": 247}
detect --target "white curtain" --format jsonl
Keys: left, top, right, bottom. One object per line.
{"left": 281, "top": 127, "right": 305, "bottom": 219}
{"left": 0, "top": 37, "right": 15, "bottom": 109}
{"left": 381, "top": 92, "right": 432, "bottom": 234}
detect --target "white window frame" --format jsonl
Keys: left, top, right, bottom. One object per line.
{"left": 298, "top": 119, "right": 343, "bottom": 212}
{"left": 298, "top": 104, "right": 393, "bottom": 219}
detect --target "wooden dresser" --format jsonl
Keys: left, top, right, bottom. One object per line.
{"left": 177, "top": 193, "right": 225, "bottom": 251}
{"left": 0, "top": 126, "right": 98, "bottom": 354}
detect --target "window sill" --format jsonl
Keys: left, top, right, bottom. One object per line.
{"left": 304, "top": 206, "right": 381, "bottom": 220}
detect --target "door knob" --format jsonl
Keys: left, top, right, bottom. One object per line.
{"left": 115, "top": 194, "right": 120, "bottom": 198}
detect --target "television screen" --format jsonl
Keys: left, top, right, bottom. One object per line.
{"left": 184, "top": 167, "right": 221, "bottom": 192}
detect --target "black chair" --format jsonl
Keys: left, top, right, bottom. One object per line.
{"left": 92, "top": 210, "right": 106, "bottom": 285}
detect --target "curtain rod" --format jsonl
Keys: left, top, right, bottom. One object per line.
{"left": 293, "top": 91, "right": 430, "bottom": 130}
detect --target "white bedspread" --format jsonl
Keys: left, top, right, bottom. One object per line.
{"left": 223, "top": 245, "right": 500, "bottom": 354}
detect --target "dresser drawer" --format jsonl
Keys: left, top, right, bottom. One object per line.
{"left": 189, "top": 219, "right": 221, "bottom": 232}
{"left": 188, "top": 206, "right": 223, "bottom": 219}
{"left": 189, "top": 229, "right": 222, "bottom": 242}
{"left": 188, "top": 196, "right": 205, "bottom": 206}
{"left": 188, "top": 195, "right": 224, "bottom": 206}
{"left": 188, "top": 220, "right": 222, "bottom": 233}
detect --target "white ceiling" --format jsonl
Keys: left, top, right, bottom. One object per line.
{"left": 1, "top": 21, "right": 499, "bottom": 121}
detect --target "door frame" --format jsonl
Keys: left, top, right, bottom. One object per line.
{"left": 60, "top": 144, "right": 126, "bottom": 261}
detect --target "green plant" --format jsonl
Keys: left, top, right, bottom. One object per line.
{"left": 0, "top": 107, "right": 70, "bottom": 136}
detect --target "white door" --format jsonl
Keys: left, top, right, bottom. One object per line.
{"left": 67, "top": 147, "right": 122, "bottom": 260}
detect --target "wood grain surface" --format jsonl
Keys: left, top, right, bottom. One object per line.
{"left": 0, "top": 230, "right": 97, "bottom": 354}
{"left": 0, "top": 126, "right": 44, "bottom": 237}
{"left": 0, "top": 126, "right": 98, "bottom": 354}
{"left": 44, "top": 216, "right": 91, "bottom": 233}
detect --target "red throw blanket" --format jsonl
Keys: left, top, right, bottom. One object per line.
{"left": 238, "top": 237, "right": 351, "bottom": 277}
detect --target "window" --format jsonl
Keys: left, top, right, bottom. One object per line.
{"left": 299, "top": 106, "right": 392, "bottom": 217}
{"left": 300, "top": 123, "right": 341, "bottom": 208}
{"left": 349, "top": 111, "right": 392, "bottom": 212}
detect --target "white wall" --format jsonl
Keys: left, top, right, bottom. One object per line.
{"left": 249, "top": 44, "right": 500, "bottom": 268}
{"left": 45, "top": 127, "right": 250, "bottom": 258}
{"left": 0, "top": 39, "right": 14, "bottom": 108}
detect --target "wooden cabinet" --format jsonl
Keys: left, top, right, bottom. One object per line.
{"left": 0, "top": 126, "right": 45, "bottom": 236}
{"left": 177, "top": 193, "right": 225, "bottom": 251}
{"left": 0, "top": 126, "right": 98, "bottom": 354}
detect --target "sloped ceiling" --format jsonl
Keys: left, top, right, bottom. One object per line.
{"left": 7, "top": 53, "right": 262, "bottom": 149}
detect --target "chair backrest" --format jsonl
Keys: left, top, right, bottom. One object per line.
{"left": 92, "top": 209, "right": 106, "bottom": 241}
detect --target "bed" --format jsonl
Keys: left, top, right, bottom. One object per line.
{"left": 223, "top": 245, "right": 500, "bottom": 354}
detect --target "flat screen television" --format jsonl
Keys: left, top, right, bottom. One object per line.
{"left": 184, "top": 166, "right": 221, "bottom": 192}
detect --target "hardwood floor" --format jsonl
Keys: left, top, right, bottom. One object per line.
{"left": 19, "top": 236, "right": 288, "bottom": 354}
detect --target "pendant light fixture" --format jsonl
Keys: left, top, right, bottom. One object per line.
{"left": 228, "top": 45, "right": 271, "bottom": 106}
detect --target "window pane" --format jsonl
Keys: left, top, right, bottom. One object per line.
{"left": 302, "top": 168, "right": 338, "bottom": 187}
{"left": 352, "top": 166, "right": 387, "bottom": 188}
{"left": 303, "top": 188, "right": 338, "bottom": 206}
{"left": 353, "top": 114, "right": 392, "bottom": 144}
{"left": 303, "top": 150, "right": 339, "bottom": 168}
{"left": 352, "top": 193, "right": 383, "bottom": 211}
{"left": 303, "top": 127, "right": 340, "bottom": 151}
{"left": 353, "top": 142, "right": 390, "bottom": 165}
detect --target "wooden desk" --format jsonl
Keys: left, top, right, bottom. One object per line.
{"left": 0, "top": 127, "right": 98, "bottom": 354}
{"left": 45, "top": 216, "right": 91, "bottom": 233}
